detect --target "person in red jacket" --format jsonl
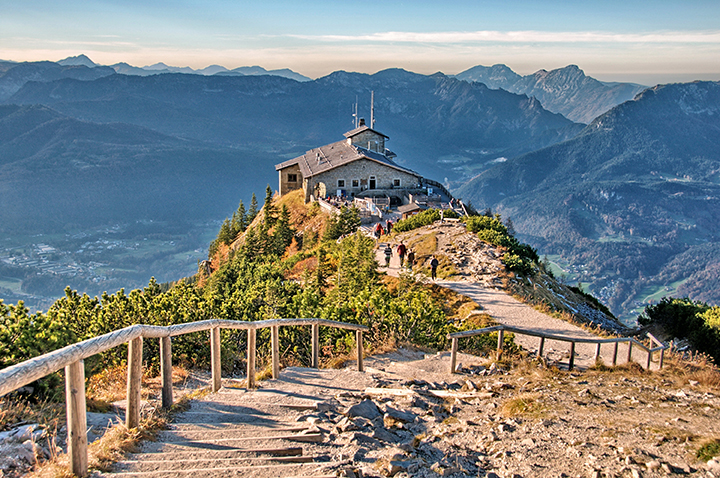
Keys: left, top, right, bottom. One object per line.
{"left": 397, "top": 241, "right": 407, "bottom": 267}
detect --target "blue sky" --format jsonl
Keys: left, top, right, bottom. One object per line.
{"left": 2, "top": 0, "right": 719, "bottom": 84}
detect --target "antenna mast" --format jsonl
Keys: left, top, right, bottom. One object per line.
{"left": 353, "top": 96, "right": 358, "bottom": 128}
{"left": 370, "top": 90, "right": 375, "bottom": 129}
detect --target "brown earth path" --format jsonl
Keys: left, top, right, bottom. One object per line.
{"left": 374, "top": 241, "right": 644, "bottom": 371}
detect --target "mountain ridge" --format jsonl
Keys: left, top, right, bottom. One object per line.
{"left": 455, "top": 81, "right": 720, "bottom": 320}
{"left": 455, "top": 64, "right": 646, "bottom": 123}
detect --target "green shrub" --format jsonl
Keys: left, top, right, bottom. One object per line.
{"left": 393, "top": 209, "right": 441, "bottom": 232}
{"left": 639, "top": 297, "right": 720, "bottom": 364}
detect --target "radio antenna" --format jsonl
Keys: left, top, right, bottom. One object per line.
{"left": 370, "top": 90, "right": 375, "bottom": 129}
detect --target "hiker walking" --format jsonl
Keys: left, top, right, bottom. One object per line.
{"left": 374, "top": 222, "right": 383, "bottom": 239}
{"left": 406, "top": 249, "right": 415, "bottom": 270}
{"left": 386, "top": 219, "right": 393, "bottom": 234}
{"left": 396, "top": 241, "right": 407, "bottom": 267}
{"left": 383, "top": 244, "right": 393, "bottom": 267}
{"left": 430, "top": 255, "right": 439, "bottom": 280}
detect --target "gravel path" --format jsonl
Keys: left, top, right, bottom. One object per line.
{"left": 374, "top": 243, "right": 644, "bottom": 370}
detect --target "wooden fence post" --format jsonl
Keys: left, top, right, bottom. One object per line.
{"left": 594, "top": 343, "right": 601, "bottom": 363}
{"left": 496, "top": 329, "right": 504, "bottom": 361}
{"left": 211, "top": 327, "right": 221, "bottom": 392}
{"left": 612, "top": 342, "right": 618, "bottom": 366}
{"left": 247, "top": 328, "right": 256, "bottom": 389}
{"left": 568, "top": 342, "right": 576, "bottom": 371}
{"left": 126, "top": 337, "right": 143, "bottom": 429}
{"left": 538, "top": 336, "right": 545, "bottom": 358}
{"left": 627, "top": 340, "right": 633, "bottom": 364}
{"left": 659, "top": 348, "right": 665, "bottom": 369}
{"left": 356, "top": 330, "right": 364, "bottom": 372}
{"left": 646, "top": 348, "right": 652, "bottom": 370}
{"left": 65, "top": 360, "right": 88, "bottom": 477}
{"left": 160, "top": 336, "right": 173, "bottom": 409}
{"left": 450, "top": 337, "right": 459, "bottom": 373}
{"left": 271, "top": 325, "right": 280, "bottom": 379}
{"left": 311, "top": 323, "right": 319, "bottom": 368}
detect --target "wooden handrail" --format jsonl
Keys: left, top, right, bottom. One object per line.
{"left": 0, "top": 317, "right": 368, "bottom": 477}
{"left": 448, "top": 324, "right": 668, "bottom": 373}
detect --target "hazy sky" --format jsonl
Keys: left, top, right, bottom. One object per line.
{"left": 2, "top": 0, "right": 719, "bottom": 85}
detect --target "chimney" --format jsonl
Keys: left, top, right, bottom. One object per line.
{"left": 359, "top": 118, "right": 365, "bottom": 126}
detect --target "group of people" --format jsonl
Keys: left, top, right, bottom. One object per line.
{"left": 381, "top": 240, "right": 439, "bottom": 280}
{"left": 373, "top": 219, "right": 394, "bottom": 238}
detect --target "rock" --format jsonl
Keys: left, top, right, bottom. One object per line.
{"left": 707, "top": 458, "right": 720, "bottom": 473}
{"left": 10, "top": 424, "right": 38, "bottom": 442}
{"left": 372, "top": 427, "right": 399, "bottom": 443}
{"left": 646, "top": 460, "right": 661, "bottom": 471}
{"left": 346, "top": 400, "right": 382, "bottom": 420}
{"left": 521, "top": 438, "right": 535, "bottom": 447}
{"left": 16, "top": 441, "right": 36, "bottom": 464}
{"left": 384, "top": 406, "right": 417, "bottom": 423}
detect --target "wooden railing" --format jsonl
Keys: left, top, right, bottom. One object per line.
{"left": 448, "top": 325, "right": 668, "bottom": 373}
{"left": 0, "top": 318, "right": 368, "bottom": 477}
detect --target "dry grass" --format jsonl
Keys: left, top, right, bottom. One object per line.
{"left": 659, "top": 351, "right": 720, "bottom": 390}
{"left": 28, "top": 400, "right": 175, "bottom": 478}
{"left": 0, "top": 397, "right": 64, "bottom": 432}
{"left": 500, "top": 392, "right": 544, "bottom": 417}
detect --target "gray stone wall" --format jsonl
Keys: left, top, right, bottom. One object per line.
{"left": 306, "top": 158, "right": 420, "bottom": 199}
{"left": 278, "top": 164, "right": 303, "bottom": 196}
{"left": 348, "top": 131, "right": 385, "bottom": 153}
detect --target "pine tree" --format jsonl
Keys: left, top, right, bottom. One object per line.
{"left": 230, "top": 200, "right": 247, "bottom": 236}
{"left": 504, "top": 217, "right": 516, "bottom": 237}
{"left": 263, "top": 185, "right": 277, "bottom": 227}
{"left": 247, "top": 193, "right": 259, "bottom": 224}
{"left": 217, "top": 218, "right": 233, "bottom": 245}
{"left": 273, "top": 205, "right": 294, "bottom": 255}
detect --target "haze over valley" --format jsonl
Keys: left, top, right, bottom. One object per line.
{"left": 1, "top": 54, "right": 719, "bottom": 323}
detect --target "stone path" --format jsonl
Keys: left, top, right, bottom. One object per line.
{"left": 374, "top": 242, "right": 645, "bottom": 370}
{"left": 101, "top": 367, "right": 378, "bottom": 477}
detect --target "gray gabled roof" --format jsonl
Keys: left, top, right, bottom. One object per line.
{"left": 343, "top": 125, "right": 389, "bottom": 139}
{"left": 275, "top": 139, "right": 420, "bottom": 179}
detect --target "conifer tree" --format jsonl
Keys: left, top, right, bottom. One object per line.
{"left": 263, "top": 185, "right": 277, "bottom": 227}
{"left": 273, "top": 204, "right": 294, "bottom": 255}
{"left": 230, "top": 200, "right": 247, "bottom": 236}
{"left": 247, "top": 193, "right": 259, "bottom": 224}
{"left": 217, "top": 218, "right": 233, "bottom": 245}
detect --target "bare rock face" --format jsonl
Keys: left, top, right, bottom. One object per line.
{"left": 345, "top": 399, "right": 382, "bottom": 420}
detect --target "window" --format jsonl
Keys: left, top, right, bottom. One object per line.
{"left": 351, "top": 179, "right": 359, "bottom": 188}
{"left": 287, "top": 173, "right": 297, "bottom": 182}
{"left": 393, "top": 179, "right": 401, "bottom": 187}
{"left": 337, "top": 179, "right": 345, "bottom": 188}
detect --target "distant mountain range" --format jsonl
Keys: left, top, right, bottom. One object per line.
{"left": 455, "top": 64, "right": 646, "bottom": 124}
{"left": 456, "top": 81, "right": 720, "bottom": 320}
{"left": 4, "top": 66, "right": 581, "bottom": 184}
{"left": 56, "top": 54, "right": 311, "bottom": 82}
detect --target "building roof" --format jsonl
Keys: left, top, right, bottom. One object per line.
{"left": 397, "top": 203, "right": 425, "bottom": 214}
{"left": 275, "top": 138, "right": 420, "bottom": 179}
{"left": 343, "top": 125, "right": 389, "bottom": 139}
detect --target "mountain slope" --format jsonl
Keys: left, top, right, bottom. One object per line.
{"left": 6, "top": 68, "right": 581, "bottom": 185}
{"left": 455, "top": 64, "right": 646, "bottom": 123}
{"left": 0, "top": 104, "right": 269, "bottom": 232}
{"left": 455, "top": 81, "right": 720, "bottom": 320}
{"left": 0, "top": 61, "right": 115, "bottom": 102}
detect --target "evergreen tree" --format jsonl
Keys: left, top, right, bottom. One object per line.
{"left": 230, "top": 200, "right": 247, "bottom": 236}
{"left": 217, "top": 218, "right": 233, "bottom": 245}
{"left": 247, "top": 193, "right": 259, "bottom": 224}
{"left": 504, "top": 217, "right": 516, "bottom": 237}
{"left": 263, "top": 185, "right": 277, "bottom": 227}
{"left": 273, "top": 205, "right": 294, "bottom": 255}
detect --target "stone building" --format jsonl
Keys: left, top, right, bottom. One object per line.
{"left": 275, "top": 120, "right": 425, "bottom": 203}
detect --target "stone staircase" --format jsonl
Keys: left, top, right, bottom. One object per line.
{"left": 99, "top": 367, "right": 376, "bottom": 477}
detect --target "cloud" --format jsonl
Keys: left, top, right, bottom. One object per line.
{"left": 285, "top": 30, "right": 720, "bottom": 45}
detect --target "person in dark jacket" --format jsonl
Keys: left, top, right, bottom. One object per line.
{"left": 430, "top": 255, "right": 439, "bottom": 280}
